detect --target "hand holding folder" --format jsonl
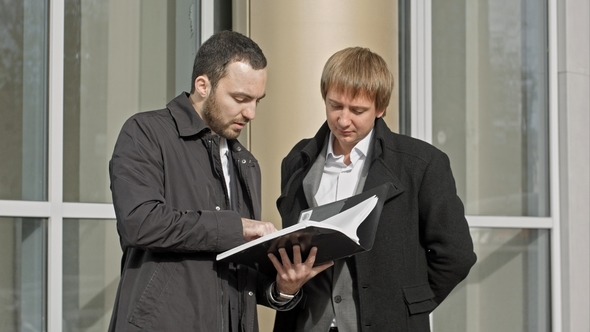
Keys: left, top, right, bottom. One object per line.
{"left": 216, "top": 183, "right": 391, "bottom": 276}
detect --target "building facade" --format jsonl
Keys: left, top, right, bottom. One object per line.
{"left": 0, "top": 1, "right": 587, "bottom": 331}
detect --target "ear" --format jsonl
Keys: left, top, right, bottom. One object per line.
{"left": 376, "top": 109, "right": 385, "bottom": 119}
{"left": 194, "top": 75, "right": 211, "bottom": 98}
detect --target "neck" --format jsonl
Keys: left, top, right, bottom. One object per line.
{"left": 332, "top": 140, "right": 352, "bottom": 165}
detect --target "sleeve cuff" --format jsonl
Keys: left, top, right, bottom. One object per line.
{"left": 267, "top": 281, "right": 302, "bottom": 308}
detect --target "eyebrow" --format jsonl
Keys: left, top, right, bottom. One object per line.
{"left": 327, "top": 98, "right": 370, "bottom": 110}
{"left": 233, "top": 92, "right": 266, "bottom": 101}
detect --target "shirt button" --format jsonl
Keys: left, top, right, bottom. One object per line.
{"left": 215, "top": 206, "right": 220, "bottom": 211}
{"left": 334, "top": 295, "right": 342, "bottom": 303}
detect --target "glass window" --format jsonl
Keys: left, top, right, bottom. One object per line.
{"left": 63, "top": 219, "right": 121, "bottom": 332}
{"left": 0, "top": 218, "right": 47, "bottom": 332}
{"left": 63, "top": 0, "right": 199, "bottom": 203}
{"left": 0, "top": 1, "right": 48, "bottom": 201}
{"left": 431, "top": 0, "right": 549, "bottom": 217}
{"left": 433, "top": 228, "right": 551, "bottom": 332}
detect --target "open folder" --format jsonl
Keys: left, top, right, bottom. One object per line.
{"left": 216, "top": 183, "right": 391, "bottom": 276}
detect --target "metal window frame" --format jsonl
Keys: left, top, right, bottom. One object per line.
{"left": 0, "top": 1, "right": 216, "bottom": 331}
{"left": 0, "top": 0, "right": 561, "bottom": 331}
{"left": 410, "top": 0, "right": 561, "bottom": 331}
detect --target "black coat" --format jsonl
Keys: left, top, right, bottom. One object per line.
{"left": 108, "top": 93, "right": 277, "bottom": 332}
{"left": 274, "top": 118, "right": 477, "bottom": 332}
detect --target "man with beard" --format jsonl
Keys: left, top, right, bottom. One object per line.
{"left": 108, "top": 31, "right": 332, "bottom": 332}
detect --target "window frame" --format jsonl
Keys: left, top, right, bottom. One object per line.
{"left": 0, "top": 1, "right": 217, "bottom": 331}
{"left": 408, "top": 0, "right": 561, "bottom": 331}
{"left": 0, "top": 0, "right": 562, "bottom": 330}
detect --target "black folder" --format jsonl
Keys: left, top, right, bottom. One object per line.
{"left": 216, "top": 183, "right": 391, "bottom": 276}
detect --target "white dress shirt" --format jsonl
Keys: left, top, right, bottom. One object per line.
{"left": 314, "top": 130, "right": 374, "bottom": 206}
{"left": 313, "top": 129, "right": 374, "bottom": 329}
{"left": 219, "top": 137, "right": 232, "bottom": 200}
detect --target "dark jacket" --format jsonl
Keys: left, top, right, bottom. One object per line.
{"left": 274, "top": 118, "right": 477, "bottom": 331}
{"left": 108, "top": 93, "right": 277, "bottom": 332}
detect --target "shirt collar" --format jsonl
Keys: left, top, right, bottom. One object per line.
{"left": 326, "top": 129, "right": 374, "bottom": 164}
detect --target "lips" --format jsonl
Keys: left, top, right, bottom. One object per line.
{"left": 233, "top": 122, "right": 247, "bottom": 130}
{"left": 336, "top": 129, "right": 353, "bottom": 136}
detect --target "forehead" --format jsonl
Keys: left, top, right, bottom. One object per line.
{"left": 218, "top": 61, "right": 267, "bottom": 96}
{"left": 326, "top": 87, "right": 375, "bottom": 107}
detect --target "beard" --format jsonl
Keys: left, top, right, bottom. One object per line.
{"left": 201, "top": 92, "right": 248, "bottom": 140}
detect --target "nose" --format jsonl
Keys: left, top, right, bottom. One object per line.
{"left": 242, "top": 102, "right": 256, "bottom": 121}
{"left": 338, "top": 109, "right": 351, "bottom": 126}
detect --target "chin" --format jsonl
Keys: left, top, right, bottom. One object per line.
{"left": 337, "top": 136, "right": 356, "bottom": 143}
{"left": 222, "top": 130, "right": 241, "bottom": 140}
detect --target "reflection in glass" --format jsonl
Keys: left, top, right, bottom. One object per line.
{"left": 431, "top": 0, "right": 549, "bottom": 216}
{"left": 62, "top": 0, "right": 240, "bottom": 203}
{"left": 63, "top": 219, "right": 121, "bottom": 332}
{"left": 433, "top": 228, "right": 551, "bottom": 332}
{"left": 0, "top": 218, "right": 47, "bottom": 331}
{"left": 0, "top": 1, "right": 48, "bottom": 201}
{"left": 63, "top": 0, "right": 199, "bottom": 203}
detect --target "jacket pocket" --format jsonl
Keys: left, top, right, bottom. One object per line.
{"left": 128, "top": 262, "right": 175, "bottom": 329}
{"left": 402, "top": 283, "right": 437, "bottom": 315}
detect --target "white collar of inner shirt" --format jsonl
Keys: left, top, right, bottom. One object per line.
{"left": 325, "top": 129, "right": 374, "bottom": 167}
{"left": 219, "top": 136, "right": 229, "bottom": 158}
{"left": 219, "top": 137, "right": 231, "bottom": 198}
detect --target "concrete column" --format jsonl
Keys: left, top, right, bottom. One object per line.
{"left": 557, "top": 0, "right": 590, "bottom": 331}
{"left": 248, "top": 2, "right": 399, "bottom": 330}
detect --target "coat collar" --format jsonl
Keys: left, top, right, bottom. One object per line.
{"left": 167, "top": 92, "right": 210, "bottom": 138}
{"left": 300, "top": 118, "right": 404, "bottom": 201}
{"left": 166, "top": 92, "right": 252, "bottom": 157}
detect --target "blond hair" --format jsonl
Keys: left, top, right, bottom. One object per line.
{"left": 320, "top": 47, "right": 394, "bottom": 114}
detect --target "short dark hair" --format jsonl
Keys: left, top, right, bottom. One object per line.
{"left": 321, "top": 47, "right": 394, "bottom": 114}
{"left": 190, "top": 30, "right": 267, "bottom": 93}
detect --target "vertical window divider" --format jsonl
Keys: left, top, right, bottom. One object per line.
{"left": 410, "top": 0, "right": 432, "bottom": 144}
{"left": 411, "top": 3, "right": 434, "bottom": 330}
{"left": 201, "top": 0, "right": 215, "bottom": 43}
{"left": 48, "top": 0, "right": 65, "bottom": 331}
{"left": 547, "top": 0, "right": 562, "bottom": 330}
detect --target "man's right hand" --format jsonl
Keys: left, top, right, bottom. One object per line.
{"left": 268, "top": 245, "right": 333, "bottom": 296}
{"left": 241, "top": 218, "right": 277, "bottom": 241}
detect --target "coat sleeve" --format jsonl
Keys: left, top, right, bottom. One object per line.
{"left": 109, "top": 116, "right": 245, "bottom": 253}
{"left": 418, "top": 150, "right": 477, "bottom": 305}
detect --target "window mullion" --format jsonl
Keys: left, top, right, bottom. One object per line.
{"left": 48, "top": 0, "right": 65, "bottom": 331}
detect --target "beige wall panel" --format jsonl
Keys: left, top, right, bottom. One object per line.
{"left": 248, "top": 1, "right": 398, "bottom": 330}
{"left": 250, "top": 0, "right": 398, "bottom": 224}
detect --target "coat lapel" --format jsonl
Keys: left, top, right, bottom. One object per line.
{"left": 363, "top": 159, "right": 405, "bottom": 201}
{"left": 362, "top": 127, "right": 405, "bottom": 201}
{"left": 302, "top": 139, "right": 328, "bottom": 208}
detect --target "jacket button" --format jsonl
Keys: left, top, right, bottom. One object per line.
{"left": 236, "top": 147, "right": 242, "bottom": 152}
{"left": 334, "top": 295, "right": 342, "bottom": 303}
{"left": 241, "top": 159, "right": 246, "bottom": 164}
{"left": 215, "top": 206, "right": 220, "bottom": 211}
{"left": 248, "top": 291, "right": 254, "bottom": 296}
